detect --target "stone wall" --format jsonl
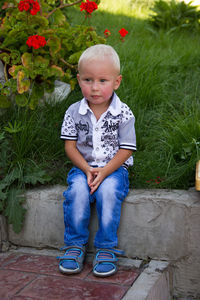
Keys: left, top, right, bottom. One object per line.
{"left": 3, "top": 185, "right": 200, "bottom": 299}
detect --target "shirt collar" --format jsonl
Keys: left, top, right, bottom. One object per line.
{"left": 78, "top": 92, "right": 122, "bottom": 116}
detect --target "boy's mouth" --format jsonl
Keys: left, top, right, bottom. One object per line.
{"left": 91, "top": 95, "right": 101, "bottom": 99}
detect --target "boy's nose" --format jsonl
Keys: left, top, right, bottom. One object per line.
{"left": 91, "top": 81, "right": 99, "bottom": 90}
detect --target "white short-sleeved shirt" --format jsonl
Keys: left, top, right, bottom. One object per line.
{"left": 60, "top": 93, "right": 136, "bottom": 168}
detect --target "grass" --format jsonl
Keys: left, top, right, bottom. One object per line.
{"left": 1, "top": 0, "right": 200, "bottom": 189}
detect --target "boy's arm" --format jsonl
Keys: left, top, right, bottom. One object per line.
{"left": 64, "top": 140, "right": 94, "bottom": 186}
{"left": 89, "top": 149, "right": 133, "bottom": 194}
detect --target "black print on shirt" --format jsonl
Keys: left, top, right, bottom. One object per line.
{"left": 75, "top": 120, "right": 89, "bottom": 135}
{"left": 101, "top": 120, "right": 119, "bottom": 133}
{"left": 83, "top": 135, "right": 93, "bottom": 148}
{"left": 101, "top": 134, "right": 118, "bottom": 150}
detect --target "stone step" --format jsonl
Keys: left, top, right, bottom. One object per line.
{"left": 1, "top": 185, "right": 200, "bottom": 299}
{"left": 0, "top": 247, "right": 170, "bottom": 300}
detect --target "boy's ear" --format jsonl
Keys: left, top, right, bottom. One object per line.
{"left": 77, "top": 73, "right": 80, "bottom": 84}
{"left": 114, "top": 75, "right": 122, "bottom": 90}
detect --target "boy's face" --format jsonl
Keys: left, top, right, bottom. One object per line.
{"left": 77, "top": 57, "right": 122, "bottom": 109}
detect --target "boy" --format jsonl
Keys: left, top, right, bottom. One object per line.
{"left": 58, "top": 44, "right": 136, "bottom": 277}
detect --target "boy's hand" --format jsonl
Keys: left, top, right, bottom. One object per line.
{"left": 86, "top": 167, "right": 97, "bottom": 188}
{"left": 88, "top": 167, "right": 108, "bottom": 195}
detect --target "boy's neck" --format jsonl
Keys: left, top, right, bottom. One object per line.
{"left": 88, "top": 99, "right": 112, "bottom": 121}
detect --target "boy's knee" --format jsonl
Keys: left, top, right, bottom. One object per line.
{"left": 71, "top": 174, "right": 89, "bottom": 192}
{"left": 98, "top": 177, "right": 117, "bottom": 197}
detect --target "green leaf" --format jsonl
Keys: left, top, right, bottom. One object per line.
{"left": 0, "top": 52, "right": 10, "bottom": 64}
{"left": 68, "top": 51, "right": 82, "bottom": 64}
{"left": 15, "top": 94, "right": 29, "bottom": 107}
{"left": 4, "top": 120, "right": 23, "bottom": 134}
{"left": 49, "top": 9, "right": 67, "bottom": 26}
{"left": 34, "top": 56, "right": 49, "bottom": 68}
{"left": 62, "top": 39, "right": 73, "bottom": 52}
{"left": 0, "top": 95, "right": 11, "bottom": 108}
{"left": 30, "top": 15, "right": 49, "bottom": 28}
{"left": 28, "top": 83, "right": 44, "bottom": 109}
{"left": 0, "top": 132, "right": 5, "bottom": 141}
{"left": 69, "top": 78, "right": 77, "bottom": 91}
{"left": 49, "top": 65, "right": 64, "bottom": 77}
{"left": 4, "top": 188, "right": 26, "bottom": 233}
{"left": 21, "top": 52, "right": 33, "bottom": 70}
{"left": 8, "top": 65, "right": 18, "bottom": 79}
{"left": 2, "top": 167, "right": 22, "bottom": 189}
{"left": 17, "top": 70, "right": 31, "bottom": 94}
{"left": 24, "top": 168, "right": 51, "bottom": 185}
{"left": 10, "top": 50, "right": 21, "bottom": 65}
{"left": 0, "top": 189, "right": 7, "bottom": 202}
{"left": 47, "top": 36, "right": 61, "bottom": 56}
{"left": 2, "top": 30, "right": 27, "bottom": 48}
{"left": 29, "top": 96, "right": 39, "bottom": 110}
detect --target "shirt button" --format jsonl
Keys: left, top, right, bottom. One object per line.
{"left": 95, "top": 127, "right": 99, "bottom": 131}
{"left": 96, "top": 147, "right": 99, "bottom": 151}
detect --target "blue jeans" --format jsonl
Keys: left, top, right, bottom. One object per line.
{"left": 63, "top": 166, "right": 129, "bottom": 249}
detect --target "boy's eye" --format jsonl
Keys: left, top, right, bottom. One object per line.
{"left": 100, "top": 79, "right": 106, "bottom": 82}
{"left": 84, "top": 78, "right": 91, "bottom": 82}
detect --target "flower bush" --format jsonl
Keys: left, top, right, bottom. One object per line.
{"left": 0, "top": 0, "right": 103, "bottom": 109}
{"left": 0, "top": 0, "right": 103, "bottom": 234}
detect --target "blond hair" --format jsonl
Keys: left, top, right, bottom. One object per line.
{"left": 78, "top": 44, "right": 120, "bottom": 74}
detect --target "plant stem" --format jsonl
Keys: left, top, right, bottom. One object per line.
{"left": 60, "top": 58, "right": 77, "bottom": 71}
{"left": 46, "top": 0, "right": 82, "bottom": 19}
{"left": 26, "top": 11, "right": 29, "bottom": 26}
{"left": 38, "top": 0, "right": 42, "bottom": 15}
{"left": 4, "top": 63, "right": 8, "bottom": 82}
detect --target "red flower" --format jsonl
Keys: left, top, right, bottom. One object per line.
{"left": 146, "top": 176, "right": 164, "bottom": 185}
{"left": 80, "top": 0, "right": 98, "bottom": 14}
{"left": 30, "top": 1, "right": 40, "bottom": 15}
{"left": 18, "top": 0, "right": 40, "bottom": 15}
{"left": 119, "top": 28, "right": 128, "bottom": 38}
{"left": 26, "top": 35, "right": 46, "bottom": 49}
{"left": 18, "top": 1, "right": 30, "bottom": 11}
{"left": 104, "top": 29, "right": 111, "bottom": 37}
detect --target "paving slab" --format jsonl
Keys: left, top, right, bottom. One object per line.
{"left": 0, "top": 248, "right": 141, "bottom": 300}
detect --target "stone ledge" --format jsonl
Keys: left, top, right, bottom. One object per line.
{"left": 4, "top": 185, "right": 200, "bottom": 298}
{"left": 122, "top": 260, "right": 170, "bottom": 300}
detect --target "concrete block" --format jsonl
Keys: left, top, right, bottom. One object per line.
{"left": 118, "top": 189, "right": 191, "bottom": 260}
{"left": 122, "top": 260, "right": 171, "bottom": 300}
{"left": 9, "top": 185, "right": 65, "bottom": 249}
{"left": 173, "top": 256, "right": 200, "bottom": 299}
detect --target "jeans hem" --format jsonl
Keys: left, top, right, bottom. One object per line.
{"left": 64, "top": 240, "right": 88, "bottom": 247}
{"left": 94, "top": 242, "right": 118, "bottom": 249}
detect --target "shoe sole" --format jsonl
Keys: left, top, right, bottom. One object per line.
{"left": 93, "top": 267, "right": 117, "bottom": 277}
{"left": 59, "top": 264, "right": 82, "bottom": 274}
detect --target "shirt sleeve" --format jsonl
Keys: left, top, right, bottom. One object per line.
{"left": 60, "top": 110, "right": 78, "bottom": 140}
{"left": 118, "top": 105, "right": 137, "bottom": 151}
